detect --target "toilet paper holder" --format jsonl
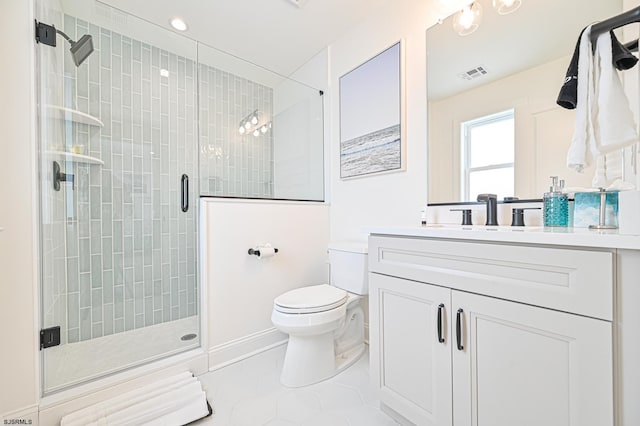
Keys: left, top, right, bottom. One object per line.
{"left": 248, "top": 247, "right": 279, "bottom": 256}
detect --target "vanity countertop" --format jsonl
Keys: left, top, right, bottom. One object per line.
{"left": 367, "top": 225, "right": 640, "bottom": 250}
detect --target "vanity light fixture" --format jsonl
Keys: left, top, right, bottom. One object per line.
{"left": 238, "top": 110, "right": 272, "bottom": 137}
{"left": 453, "top": 2, "right": 483, "bottom": 36}
{"left": 170, "top": 17, "right": 188, "bottom": 31}
{"left": 493, "top": 0, "right": 522, "bottom": 15}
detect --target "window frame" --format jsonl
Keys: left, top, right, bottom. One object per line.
{"left": 461, "top": 109, "right": 515, "bottom": 201}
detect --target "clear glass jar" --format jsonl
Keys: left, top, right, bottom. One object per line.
{"left": 543, "top": 192, "right": 569, "bottom": 227}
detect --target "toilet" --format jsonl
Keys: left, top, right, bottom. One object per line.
{"left": 271, "top": 242, "right": 368, "bottom": 387}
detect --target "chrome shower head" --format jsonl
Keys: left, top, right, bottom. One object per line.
{"left": 69, "top": 34, "right": 94, "bottom": 67}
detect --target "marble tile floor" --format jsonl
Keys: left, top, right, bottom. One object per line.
{"left": 194, "top": 344, "right": 399, "bottom": 426}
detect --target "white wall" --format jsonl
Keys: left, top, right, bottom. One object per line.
{"left": 328, "top": 0, "right": 439, "bottom": 241}
{"left": 0, "top": 0, "right": 39, "bottom": 422}
{"left": 202, "top": 199, "right": 330, "bottom": 368}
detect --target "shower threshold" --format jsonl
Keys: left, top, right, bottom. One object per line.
{"left": 43, "top": 316, "right": 199, "bottom": 394}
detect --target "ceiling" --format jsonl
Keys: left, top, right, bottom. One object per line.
{"left": 98, "top": 0, "right": 392, "bottom": 77}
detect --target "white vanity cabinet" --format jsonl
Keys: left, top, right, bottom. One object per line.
{"left": 368, "top": 234, "right": 615, "bottom": 426}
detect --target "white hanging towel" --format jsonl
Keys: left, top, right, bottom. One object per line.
{"left": 566, "top": 25, "right": 594, "bottom": 172}
{"left": 593, "top": 31, "right": 638, "bottom": 154}
{"left": 566, "top": 26, "right": 639, "bottom": 179}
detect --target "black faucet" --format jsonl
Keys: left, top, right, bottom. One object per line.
{"left": 477, "top": 193, "right": 498, "bottom": 226}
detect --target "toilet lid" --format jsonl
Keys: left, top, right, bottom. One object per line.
{"left": 274, "top": 284, "right": 348, "bottom": 314}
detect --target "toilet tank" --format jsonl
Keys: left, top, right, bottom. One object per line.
{"left": 328, "top": 242, "right": 369, "bottom": 295}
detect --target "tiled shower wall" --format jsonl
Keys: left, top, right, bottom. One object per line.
{"left": 57, "top": 16, "right": 199, "bottom": 343}
{"left": 199, "top": 65, "right": 274, "bottom": 198}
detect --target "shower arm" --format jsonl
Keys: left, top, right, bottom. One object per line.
{"left": 55, "top": 29, "right": 73, "bottom": 44}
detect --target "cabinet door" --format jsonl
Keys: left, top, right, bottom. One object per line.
{"left": 452, "top": 290, "right": 612, "bottom": 426}
{"left": 369, "top": 273, "right": 452, "bottom": 426}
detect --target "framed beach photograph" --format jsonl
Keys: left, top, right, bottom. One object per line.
{"left": 339, "top": 41, "right": 405, "bottom": 179}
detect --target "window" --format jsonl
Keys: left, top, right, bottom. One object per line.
{"left": 461, "top": 110, "right": 515, "bottom": 202}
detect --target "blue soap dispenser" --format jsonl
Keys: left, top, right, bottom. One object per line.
{"left": 543, "top": 176, "right": 569, "bottom": 227}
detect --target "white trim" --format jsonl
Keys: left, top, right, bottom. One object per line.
{"left": 208, "top": 328, "right": 287, "bottom": 371}
{"left": 198, "top": 203, "right": 209, "bottom": 363}
{"left": 1, "top": 404, "right": 39, "bottom": 426}
{"left": 29, "top": 0, "right": 40, "bottom": 410}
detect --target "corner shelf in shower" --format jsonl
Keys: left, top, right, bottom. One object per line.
{"left": 45, "top": 151, "right": 104, "bottom": 166}
{"left": 45, "top": 105, "right": 104, "bottom": 128}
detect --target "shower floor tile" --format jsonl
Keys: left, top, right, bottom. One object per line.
{"left": 43, "top": 316, "right": 199, "bottom": 393}
{"left": 195, "top": 345, "right": 399, "bottom": 426}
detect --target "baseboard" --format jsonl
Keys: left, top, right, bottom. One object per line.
{"left": 1, "top": 404, "right": 39, "bottom": 426}
{"left": 38, "top": 350, "right": 208, "bottom": 426}
{"left": 380, "top": 403, "right": 413, "bottom": 426}
{"left": 208, "top": 327, "right": 287, "bottom": 371}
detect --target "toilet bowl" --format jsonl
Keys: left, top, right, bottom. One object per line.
{"left": 271, "top": 242, "right": 368, "bottom": 388}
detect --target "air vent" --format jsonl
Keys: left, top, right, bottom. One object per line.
{"left": 458, "top": 66, "right": 488, "bottom": 81}
{"left": 286, "top": 0, "right": 310, "bottom": 8}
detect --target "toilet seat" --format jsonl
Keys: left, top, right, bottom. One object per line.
{"left": 274, "top": 284, "right": 348, "bottom": 314}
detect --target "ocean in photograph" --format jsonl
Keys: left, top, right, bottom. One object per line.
{"left": 341, "top": 124, "right": 401, "bottom": 178}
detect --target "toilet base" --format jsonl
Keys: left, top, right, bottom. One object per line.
{"left": 280, "top": 333, "right": 365, "bottom": 388}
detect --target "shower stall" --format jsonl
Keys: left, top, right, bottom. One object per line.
{"left": 36, "top": 0, "right": 323, "bottom": 395}
{"left": 36, "top": 0, "right": 200, "bottom": 394}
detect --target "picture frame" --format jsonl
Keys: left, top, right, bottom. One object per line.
{"left": 339, "top": 41, "right": 405, "bottom": 179}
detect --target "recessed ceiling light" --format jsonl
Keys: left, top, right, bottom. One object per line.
{"left": 286, "top": 0, "right": 309, "bottom": 7}
{"left": 170, "top": 17, "right": 188, "bottom": 31}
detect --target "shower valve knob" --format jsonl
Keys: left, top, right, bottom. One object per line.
{"left": 53, "top": 161, "right": 75, "bottom": 191}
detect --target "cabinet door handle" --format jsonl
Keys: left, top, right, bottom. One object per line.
{"left": 456, "top": 308, "right": 464, "bottom": 351}
{"left": 181, "top": 174, "right": 189, "bottom": 212}
{"left": 437, "top": 303, "right": 445, "bottom": 343}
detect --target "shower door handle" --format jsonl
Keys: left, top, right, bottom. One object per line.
{"left": 181, "top": 174, "right": 189, "bottom": 212}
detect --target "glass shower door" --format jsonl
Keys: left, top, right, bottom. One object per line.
{"left": 36, "top": 0, "right": 199, "bottom": 394}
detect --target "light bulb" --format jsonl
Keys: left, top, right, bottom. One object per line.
{"left": 244, "top": 121, "right": 251, "bottom": 129}
{"left": 239, "top": 126, "right": 245, "bottom": 134}
{"left": 453, "top": 2, "right": 482, "bottom": 36}
{"left": 253, "top": 129, "right": 260, "bottom": 137}
{"left": 261, "top": 125, "right": 267, "bottom": 133}
{"left": 251, "top": 115, "right": 259, "bottom": 125}
{"left": 493, "top": 0, "right": 521, "bottom": 15}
